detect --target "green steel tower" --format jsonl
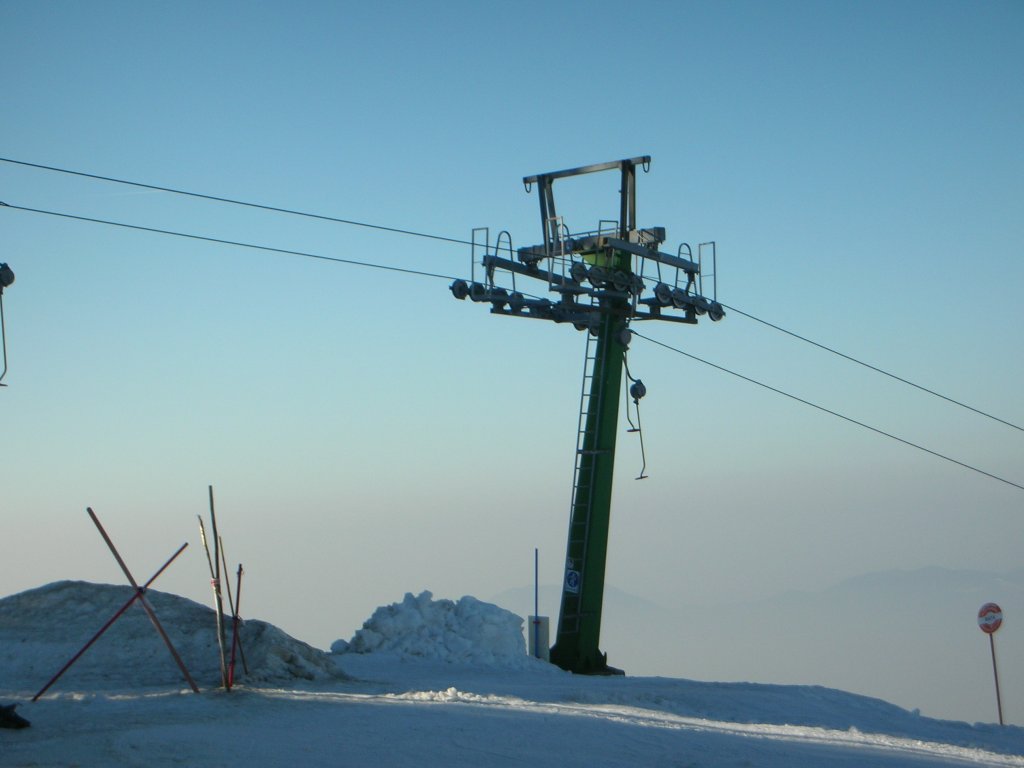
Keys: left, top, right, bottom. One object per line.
{"left": 451, "top": 157, "right": 724, "bottom": 674}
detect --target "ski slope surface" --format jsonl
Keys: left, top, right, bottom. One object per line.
{"left": 2, "top": 582, "right": 1022, "bottom": 767}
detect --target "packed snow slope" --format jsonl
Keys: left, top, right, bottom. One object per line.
{"left": 0, "top": 581, "right": 341, "bottom": 690}
{"left": 2, "top": 583, "right": 1023, "bottom": 767}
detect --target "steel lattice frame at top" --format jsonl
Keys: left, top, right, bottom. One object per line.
{"left": 451, "top": 156, "right": 724, "bottom": 675}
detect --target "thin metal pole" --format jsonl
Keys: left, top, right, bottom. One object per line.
{"left": 218, "top": 538, "right": 236, "bottom": 690}
{"left": 228, "top": 564, "right": 246, "bottom": 686}
{"left": 236, "top": 565, "right": 249, "bottom": 675}
{"left": 220, "top": 540, "right": 249, "bottom": 678}
{"left": 0, "top": 292, "right": 8, "bottom": 385}
{"left": 208, "top": 486, "right": 228, "bottom": 689}
{"left": 533, "top": 548, "right": 540, "bottom": 659}
{"left": 990, "top": 633, "right": 1005, "bottom": 725}
{"left": 219, "top": 536, "right": 236, "bottom": 620}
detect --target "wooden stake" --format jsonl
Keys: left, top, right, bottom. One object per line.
{"left": 219, "top": 537, "right": 249, "bottom": 684}
{"left": 207, "top": 486, "right": 229, "bottom": 689}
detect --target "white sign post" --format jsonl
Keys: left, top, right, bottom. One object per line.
{"left": 978, "top": 602, "right": 1005, "bottom": 725}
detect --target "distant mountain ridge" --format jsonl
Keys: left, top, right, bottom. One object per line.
{"left": 493, "top": 566, "right": 1024, "bottom": 726}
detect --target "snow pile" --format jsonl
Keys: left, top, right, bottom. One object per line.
{"left": 0, "top": 581, "right": 343, "bottom": 692}
{"left": 333, "top": 591, "right": 529, "bottom": 666}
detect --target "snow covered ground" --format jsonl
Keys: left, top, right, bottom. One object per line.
{"left": 2, "top": 582, "right": 1023, "bottom": 767}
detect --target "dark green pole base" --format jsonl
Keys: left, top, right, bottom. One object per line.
{"left": 549, "top": 644, "right": 625, "bottom": 676}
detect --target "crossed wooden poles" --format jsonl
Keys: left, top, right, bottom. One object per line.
{"left": 33, "top": 509, "right": 200, "bottom": 700}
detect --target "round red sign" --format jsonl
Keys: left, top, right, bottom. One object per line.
{"left": 978, "top": 603, "right": 1003, "bottom": 634}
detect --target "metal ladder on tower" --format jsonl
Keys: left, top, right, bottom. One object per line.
{"left": 559, "top": 305, "right": 608, "bottom": 638}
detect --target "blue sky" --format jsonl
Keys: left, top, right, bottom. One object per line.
{"left": 2, "top": 0, "right": 1022, "bottom": 720}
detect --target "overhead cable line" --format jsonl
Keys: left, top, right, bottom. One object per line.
{"left": 3, "top": 198, "right": 1019, "bottom": 492}
{"left": 0, "top": 202, "right": 458, "bottom": 283}
{"left": 0, "top": 156, "right": 473, "bottom": 247}
{"left": 3, "top": 156, "right": 1019, "bottom": 435}
{"left": 722, "top": 303, "right": 1024, "bottom": 434}
{"left": 631, "top": 330, "right": 1024, "bottom": 493}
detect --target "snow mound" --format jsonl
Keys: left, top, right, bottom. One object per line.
{"left": 0, "top": 581, "right": 344, "bottom": 692}
{"left": 333, "top": 591, "right": 530, "bottom": 666}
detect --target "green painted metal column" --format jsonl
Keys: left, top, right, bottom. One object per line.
{"left": 550, "top": 247, "right": 631, "bottom": 675}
